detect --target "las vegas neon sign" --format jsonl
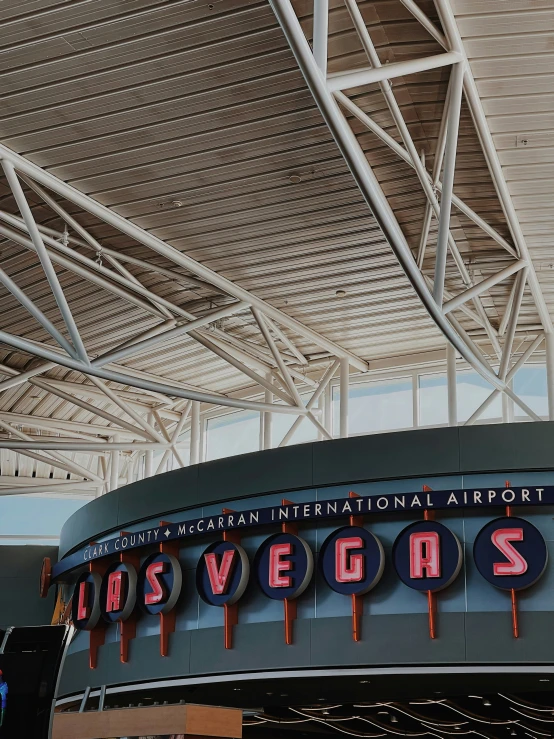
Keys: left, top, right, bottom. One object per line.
{"left": 69, "top": 499, "right": 548, "bottom": 668}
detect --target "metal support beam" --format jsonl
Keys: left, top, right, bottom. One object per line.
{"left": 0, "top": 146, "right": 368, "bottom": 373}
{"left": 433, "top": 62, "right": 464, "bottom": 306}
{"left": 144, "top": 413, "right": 154, "bottom": 477}
{"left": 335, "top": 92, "right": 518, "bottom": 260}
{"left": 0, "top": 266, "right": 77, "bottom": 359}
{"left": 278, "top": 359, "right": 339, "bottom": 447}
{"left": 443, "top": 261, "right": 527, "bottom": 315}
{"left": 498, "top": 269, "right": 528, "bottom": 382}
{"left": 93, "top": 302, "right": 248, "bottom": 367}
{"left": 398, "top": 0, "right": 448, "bottom": 48}
{"left": 190, "top": 401, "right": 200, "bottom": 465}
{"left": 110, "top": 437, "right": 120, "bottom": 492}
{"left": 0, "top": 418, "right": 103, "bottom": 482}
{"left": 446, "top": 343, "right": 457, "bottom": 427}
{"left": 263, "top": 380, "right": 273, "bottom": 451}
{"left": 87, "top": 376, "right": 164, "bottom": 443}
{"left": 0, "top": 440, "right": 177, "bottom": 451}
{"left": 340, "top": 357, "right": 349, "bottom": 439}
{"left": 465, "top": 334, "right": 545, "bottom": 425}
{"left": 0, "top": 327, "right": 305, "bottom": 415}
{"left": 327, "top": 51, "right": 461, "bottom": 92}
{"left": 2, "top": 161, "right": 89, "bottom": 363}
{"left": 312, "top": 0, "right": 329, "bottom": 76}
{"left": 546, "top": 333, "right": 554, "bottom": 421}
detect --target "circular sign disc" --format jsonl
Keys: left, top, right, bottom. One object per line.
{"left": 473, "top": 516, "right": 548, "bottom": 591}
{"left": 137, "top": 552, "right": 182, "bottom": 615}
{"left": 71, "top": 571, "right": 102, "bottom": 631}
{"left": 393, "top": 520, "right": 462, "bottom": 593}
{"left": 320, "top": 526, "right": 385, "bottom": 595}
{"left": 196, "top": 541, "right": 250, "bottom": 607}
{"left": 255, "top": 532, "right": 313, "bottom": 600}
{"left": 99, "top": 562, "right": 137, "bottom": 623}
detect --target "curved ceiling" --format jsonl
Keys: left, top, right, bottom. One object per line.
{"left": 0, "top": 0, "right": 550, "bottom": 497}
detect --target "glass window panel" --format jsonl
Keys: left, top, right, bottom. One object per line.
{"left": 419, "top": 373, "right": 448, "bottom": 427}
{"left": 0, "top": 496, "right": 86, "bottom": 545}
{"left": 456, "top": 370, "right": 502, "bottom": 423}
{"left": 206, "top": 410, "right": 259, "bottom": 461}
{"left": 513, "top": 364, "right": 547, "bottom": 418}
{"left": 170, "top": 430, "right": 190, "bottom": 470}
{"left": 272, "top": 393, "right": 318, "bottom": 446}
{"left": 333, "top": 377, "right": 413, "bottom": 435}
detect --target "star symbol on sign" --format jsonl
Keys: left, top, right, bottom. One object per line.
{"left": 164, "top": 529, "right": 171, "bottom": 538}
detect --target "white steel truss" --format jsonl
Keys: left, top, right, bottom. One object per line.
{"left": 268, "top": 0, "right": 554, "bottom": 426}
{"left": 0, "top": 0, "right": 551, "bottom": 497}
{"left": 0, "top": 100, "right": 366, "bottom": 494}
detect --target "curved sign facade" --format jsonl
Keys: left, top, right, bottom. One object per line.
{"left": 53, "top": 485, "right": 554, "bottom": 669}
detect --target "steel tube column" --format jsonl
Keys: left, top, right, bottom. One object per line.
{"left": 263, "top": 382, "right": 273, "bottom": 450}
{"left": 110, "top": 436, "right": 120, "bottom": 492}
{"left": 446, "top": 343, "right": 457, "bottom": 427}
{"left": 190, "top": 401, "right": 201, "bottom": 465}
{"left": 340, "top": 358, "right": 349, "bottom": 439}
{"left": 546, "top": 333, "right": 554, "bottom": 421}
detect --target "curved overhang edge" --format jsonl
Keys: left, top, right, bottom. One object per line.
{"left": 59, "top": 422, "right": 554, "bottom": 559}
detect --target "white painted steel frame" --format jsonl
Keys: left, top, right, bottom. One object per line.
{"left": 268, "top": 0, "right": 551, "bottom": 430}
{"left": 0, "top": 0, "right": 550, "bottom": 497}
{"left": 0, "top": 142, "right": 366, "bottom": 492}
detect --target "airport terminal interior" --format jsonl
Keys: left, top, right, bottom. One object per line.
{"left": 0, "top": 0, "right": 554, "bottom": 737}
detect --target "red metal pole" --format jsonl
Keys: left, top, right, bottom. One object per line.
{"left": 423, "top": 503, "right": 436, "bottom": 638}
{"left": 427, "top": 590, "right": 436, "bottom": 639}
{"left": 511, "top": 588, "right": 519, "bottom": 638}
{"left": 504, "top": 498, "right": 519, "bottom": 638}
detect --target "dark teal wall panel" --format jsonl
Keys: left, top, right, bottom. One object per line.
{"left": 59, "top": 611, "right": 554, "bottom": 697}
{"left": 61, "top": 423, "right": 554, "bottom": 558}
{"left": 312, "top": 428, "right": 460, "bottom": 486}
{"left": 0, "top": 545, "right": 57, "bottom": 629}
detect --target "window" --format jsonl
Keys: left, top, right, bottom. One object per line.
{"left": 272, "top": 395, "right": 319, "bottom": 447}
{"left": 456, "top": 370, "right": 502, "bottom": 423}
{"left": 0, "top": 496, "right": 86, "bottom": 545}
{"left": 419, "top": 373, "right": 448, "bottom": 427}
{"left": 513, "top": 364, "right": 547, "bottom": 418}
{"left": 272, "top": 415, "right": 319, "bottom": 446}
{"left": 333, "top": 377, "right": 413, "bottom": 435}
{"left": 206, "top": 410, "right": 259, "bottom": 461}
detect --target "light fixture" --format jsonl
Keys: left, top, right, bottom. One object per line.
{"left": 233, "top": 688, "right": 241, "bottom": 692}
{"left": 359, "top": 680, "right": 370, "bottom": 684}
{"left": 483, "top": 698, "right": 492, "bottom": 707}
{"left": 539, "top": 679, "right": 550, "bottom": 682}
{"left": 510, "top": 730, "right": 517, "bottom": 736}
{"left": 391, "top": 716, "right": 399, "bottom": 724}
{"left": 322, "top": 710, "right": 330, "bottom": 715}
